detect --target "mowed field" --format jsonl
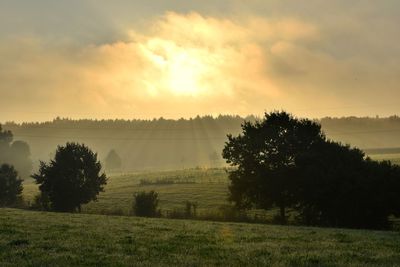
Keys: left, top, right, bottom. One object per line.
{"left": 23, "top": 169, "right": 231, "bottom": 216}
{"left": 1, "top": 208, "right": 400, "bottom": 266}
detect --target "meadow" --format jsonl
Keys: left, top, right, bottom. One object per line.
{"left": 23, "top": 153, "right": 400, "bottom": 219}
{"left": 1, "top": 208, "right": 400, "bottom": 266}
{"left": 23, "top": 168, "right": 232, "bottom": 216}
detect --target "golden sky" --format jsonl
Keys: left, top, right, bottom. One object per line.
{"left": 1, "top": 1, "right": 399, "bottom": 122}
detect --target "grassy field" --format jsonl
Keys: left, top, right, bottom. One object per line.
{"left": 23, "top": 157, "right": 400, "bottom": 218}
{"left": 23, "top": 169, "right": 232, "bottom": 216}
{"left": 1, "top": 208, "right": 400, "bottom": 266}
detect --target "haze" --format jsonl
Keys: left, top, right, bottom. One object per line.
{"left": 1, "top": 0, "right": 399, "bottom": 122}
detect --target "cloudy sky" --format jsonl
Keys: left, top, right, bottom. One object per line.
{"left": 1, "top": 0, "right": 399, "bottom": 122}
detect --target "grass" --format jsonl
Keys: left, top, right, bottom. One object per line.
{"left": 23, "top": 168, "right": 232, "bottom": 216}
{"left": 1, "top": 208, "right": 400, "bottom": 266}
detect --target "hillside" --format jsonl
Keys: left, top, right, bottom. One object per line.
{"left": 1, "top": 208, "right": 400, "bottom": 266}
{"left": 3, "top": 115, "right": 400, "bottom": 172}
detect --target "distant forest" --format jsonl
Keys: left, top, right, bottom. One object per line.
{"left": 3, "top": 115, "right": 400, "bottom": 172}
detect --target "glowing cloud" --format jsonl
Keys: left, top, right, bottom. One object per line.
{"left": 1, "top": 10, "right": 398, "bottom": 122}
{"left": 86, "top": 12, "right": 317, "bottom": 104}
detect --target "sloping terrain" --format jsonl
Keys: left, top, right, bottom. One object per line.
{"left": 1, "top": 209, "right": 400, "bottom": 266}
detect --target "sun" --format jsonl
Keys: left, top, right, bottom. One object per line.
{"left": 140, "top": 38, "right": 208, "bottom": 96}
{"left": 167, "top": 50, "right": 205, "bottom": 95}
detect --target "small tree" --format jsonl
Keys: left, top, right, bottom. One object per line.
{"left": 9, "top": 141, "right": 33, "bottom": 179}
{"left": 132, "top": 191, "right": 160, "bottom": 217}
{"left": 0, "top": 164, "right": 23, "bottom": 207}
{"left": 105, "top": 149, "right": 122, "bottom": 171}
{"left": 32, "top": 143, "right": 107, "bottom": 212}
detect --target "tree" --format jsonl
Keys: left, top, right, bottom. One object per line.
{"left": 222, "top": 111, "right": 325, "bottom": 222}
{"left": 104, "top": 149, "right": 122, "bottom": 171}
{"left": 223, "top": 111, "right": 400, "bottom": 229}
{"left": 295, "top": 140, "right": 400, "bottom": 229}
{"left": 132, "top": 191, "right": 160, "bottom": 217}
{"left": 32, "top": 143, "right": 107, "bottom": 212}
{"left": 0, "top": 125, "right": 32, "bottom": 179}
{"left": 9, "top": 141, "right": 33, "bottom": 179}
{"left": 0, "top": 164, "right": 23, "bottom": 207}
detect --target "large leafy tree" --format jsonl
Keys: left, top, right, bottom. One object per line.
{"left": 32, "top": 143, "right": 107, "bottom": 212}
{"left": 0, "top": 164, "right": 23, "bottom": 207}
{"left": 223, "top": 111, "right": 400, "bottom": 229}
{"left": 222, "top": 111, "right": 325, "bottom": 222}
{"left": 296, "top": 140, "right": 400, "bottom": 229}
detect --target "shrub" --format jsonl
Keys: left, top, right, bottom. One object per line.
{"left": 132, "top": 191, "right": 160, "bottom": 217}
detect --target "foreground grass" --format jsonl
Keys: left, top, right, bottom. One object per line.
{"left": 1, "top": 209, "right": 400, "bottom": 266}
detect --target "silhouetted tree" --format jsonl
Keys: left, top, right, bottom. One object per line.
{"left": 0, "top": 125, "right": 32, "bottom": 179}
{"left": 132, "top": 191, "right": 160, "bottom": 217}
{"left": 0, "top": 164, "right": 23, "bottom": 207}
{"left": 104, "top": 149, "right": 122, "bottom": 171}
{"left": 295, "top": 140, "right": 400, "bottom": 229}
{"left": 223, "top": 111, "right": 325, "bottom": 222}
{"left": 32, "top": 143, "right": 107, "bottom": 212}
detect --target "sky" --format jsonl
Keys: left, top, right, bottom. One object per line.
{"left": 1, "top": 0, "right": 399, "bottom": 122}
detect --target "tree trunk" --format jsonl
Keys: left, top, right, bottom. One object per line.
{"left": 280, "top": 205, "right": 286, "bottom": 224}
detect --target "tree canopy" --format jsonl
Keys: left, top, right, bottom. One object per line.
{"left": 296, "top": 140, "right": 400, "bottom": 229}
{"left": 223, "top": 111, "right": 325, "bottom": 222}
{"left": 223, "top": 111, "right": 400, "bottom": 229}
{"left": 32, "top": 142, "right": 107, "bottom": 212}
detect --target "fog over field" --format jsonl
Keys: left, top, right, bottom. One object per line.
{"left": 3, "top": 115, "right": 400, "bottom": 172}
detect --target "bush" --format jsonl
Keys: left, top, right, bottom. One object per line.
{"left": 132, "top": 191, "right": 160, "bottom": 217}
